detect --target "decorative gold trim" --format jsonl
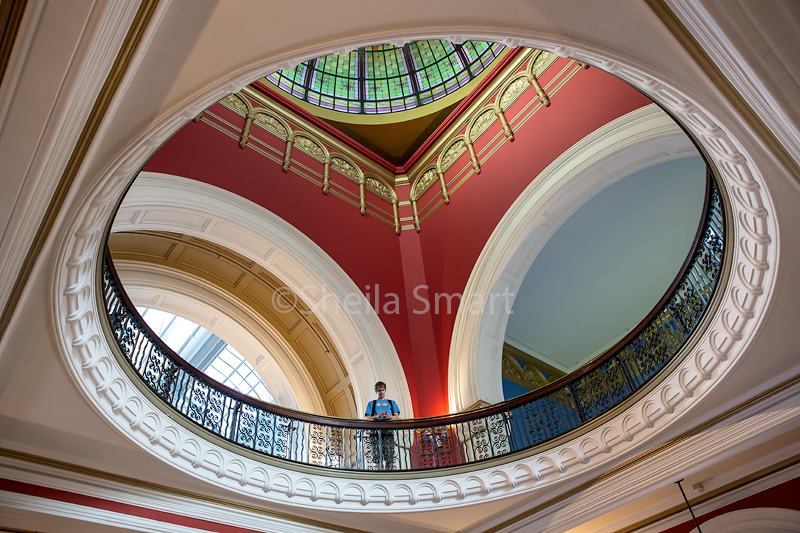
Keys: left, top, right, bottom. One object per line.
{"left": 465, "top": 399, "right": 493, "bottom": 411}
{"left": 0, "top": 0, "right": 161, "bottom": 344}
{"left": 294, "top": 134, "right": 328, "bottom": 162}
{"left": 501, "top": 352, "right": 549, "bottom": 391}
{"left": 410, "top": 166, "right": 439, "bottom": 201}
{"left": 407, "top": 49, "right": 552, "bottom": 176}
{"left": 239, "top": 87, "right": 397, "bottom": 184}
{"left": 438, "top": 137, "right": 468, "bottom": 172}
{"left": 526, "top": 72, "right": 550, "bottom": 107}
{"left": 644, "top": 0, "right": 800, "bottom": 183}
{"left": 200, "top": 113, "right": 399, "bottom": 231}
{"left": 503, "top": 342, "right": 566, "bottom": 379}
{"left": 0, "top": 448, "right": 371, "bottom": 533}
{"left": 495, "top": 108, "right": 514, "bottom": 141}
{"left": 211, "top": 52, "right": 572, "bottom": 233}
{"left": 412, "top": 61, "right": 581, "bottom": 227}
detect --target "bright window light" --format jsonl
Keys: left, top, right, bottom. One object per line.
{"left": 137, "top": 308, "right": 275, "bottom": 403}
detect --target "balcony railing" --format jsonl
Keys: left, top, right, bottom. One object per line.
{"left": 102, "top": 176, "right": 724, "bottom": 472}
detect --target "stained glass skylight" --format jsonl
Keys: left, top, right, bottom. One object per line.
{"left": 265, "top": 40, "right": 504, "bottom": 114}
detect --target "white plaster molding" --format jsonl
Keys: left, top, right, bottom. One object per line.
{"left": 0, "top": 454, "right": 346, "bottom": 533}
{"left": 666, "top": 0, "right": 800, "bottom": 169}
{"left": 1, "top": 494, "right": 211, "bottom": 533}
{"left": 0, "top": 0, "right": 143, "bottom": 320}
{"left": 450, "top": 105, "right": 702, "bottom": 408}
{"left": 631, "top": 464, "right": 800, "bottom": 533}
{"left": 114, "top": 261, "right": 321, "bottom": 413}
{"left": 0, "top": 491, "right": 336, "bottom": 533}
{"left": 53, "top": 32, "right": 777, "bottom": 511}
{"left": 2, "top": 378, "right": 799, "bottom": 533}
{"left": 497, "top": 382, "right": 800, "bottom": 533}
{"left": 111, "top": 173, "right": 411, "bottom": 416}
{"left": 689, "top": 508, "right": 800, "bottom": 533}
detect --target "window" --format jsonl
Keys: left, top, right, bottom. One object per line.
{"left": 138, "top": 308, "right": 275, "bottom": 403}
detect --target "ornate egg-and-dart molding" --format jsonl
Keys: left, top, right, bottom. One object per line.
{"left": 54, "top": 27, "right": 776, "bottom": 511}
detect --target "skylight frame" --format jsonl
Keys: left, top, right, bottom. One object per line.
{"left": 265, "top": 40, "right": 504, "bottom": 115}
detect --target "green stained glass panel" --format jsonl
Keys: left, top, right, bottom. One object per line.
{"left": 264, "top": 40, "right": 504, "bottom": 114}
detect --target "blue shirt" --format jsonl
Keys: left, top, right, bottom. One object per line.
{"left": 365, "top": 399, "right": 399, "bottom": 420}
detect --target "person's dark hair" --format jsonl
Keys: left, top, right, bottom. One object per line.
{"left": 374, "top": 381, "right": 387, "bottom": 392}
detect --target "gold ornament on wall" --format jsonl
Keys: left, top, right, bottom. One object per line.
{"left": 253, "top": 112, "right": 289, "bottom": 140}
{"left": 294, "top": 135, "right": 326, "bottom": 162}
{"left": 206, "top": 46, "right": 572, "bottom": 235}
{"left": 440, "top": 138, "right": 467, "bottom": 172}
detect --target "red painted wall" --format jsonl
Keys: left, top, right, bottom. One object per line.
{"left": 0, "top": 478, "right": 266, "bottom": 533}
{"left": 143, "top": 110, "right": 424, "bottom": 411}
{"left": 143, "top": 64, "right": 651, "bottom": 416}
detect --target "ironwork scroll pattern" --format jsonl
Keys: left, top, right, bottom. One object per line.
{"left": 102, "top": 180, "right": 723, "bottom": 471}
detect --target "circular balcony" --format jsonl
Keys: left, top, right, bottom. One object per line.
{"left": 102, "top": 172, "right": 724, "bottom": 472}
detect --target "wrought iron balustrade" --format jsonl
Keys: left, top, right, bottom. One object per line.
{"left": 102, "top": 177, "right": 724, "bottom": 472}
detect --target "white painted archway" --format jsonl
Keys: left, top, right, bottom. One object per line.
{"left": 113, "top": 173, "right": 413, "bottom": 417}
{"left": 113, "top": 260, "right": 325, "bottom": 414}
{"left": 448, "top": 104, "right": 703, "bottom": 410}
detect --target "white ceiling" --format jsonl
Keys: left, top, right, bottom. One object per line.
{"left": 1, "top": 1, "right": 799, "bottom": 532}
{"left": 505, "top": 155, "right": 707, "bottom": 373}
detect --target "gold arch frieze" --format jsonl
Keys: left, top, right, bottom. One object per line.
{"left": 211, "top": 48, "right": 580, "bottom": 233}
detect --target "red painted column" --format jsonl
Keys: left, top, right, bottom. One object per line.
{"left": 399, "top": 230, "right": 446, "bottom": 417}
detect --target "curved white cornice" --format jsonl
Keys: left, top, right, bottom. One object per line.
{"left": 689, "top": 508, "right": 800, "bottom": 533}
{"left": 113, "top": 173, "right": 412, "bottom": 417}
{"left": 54, "top": 34, "right": 776, "bottom": 511}
{"left": 449, "top": 104, "right": 703, "bottom": 409}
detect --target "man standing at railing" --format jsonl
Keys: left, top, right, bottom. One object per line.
{"left": 365, "top": 381, "right": 400, "bottom": 470}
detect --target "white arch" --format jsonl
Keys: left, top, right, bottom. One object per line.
{"left": 112, "top": 172, "right": 412, "bottom": 417}
{"left": 689, "top": 508, "right": 800, "bottom": 533}
{"left": 449, "top": 104, "right": 703, "bottom": 409}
